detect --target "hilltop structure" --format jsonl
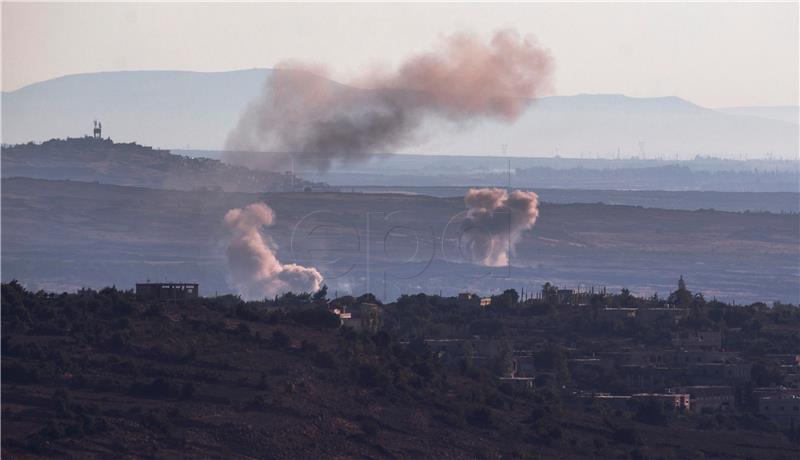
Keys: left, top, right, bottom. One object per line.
{"left": 0, "top": 128, "right": 330, "bottom": 193}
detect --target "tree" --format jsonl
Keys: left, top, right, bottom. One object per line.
{"left": 492, "top": 342, "right": 513, "bottom": 377}
{"left": 751, "top": 361, "right": 783, "bottom": 387}
{"left": 634, "top": 398, "right": 672, "bottom": 426}
{"left": 619, "top": 288, "right": 633, "bottom": 307}
{"left": 490, "top": 289, "right": 519, "bottom": 310}
{"left": 542, "top": 283, "right": 558, "bottom": 304}
{"left": 536, "top": 343, "right": 571, "bottom": 386}
{"left": 312, "top": 284, "right": 328, "bottom": 303}
{"left": 668, "top": 275, "right": 693, "bottom": 307}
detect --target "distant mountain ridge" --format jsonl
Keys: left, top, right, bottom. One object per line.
{"left": 716, "top": 105, "right": 799, "bottom": 125}
{"left": 2, "top": 69, "right": 798, "bottom": 158}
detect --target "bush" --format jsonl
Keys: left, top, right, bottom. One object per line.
{"left": 108, "top": 332, "right": 128, "bottom": 351}
{"left": 360, "top": 417, "right": 381, "bottom": 437}
{"left": 271, "top": 330, "right": 290, "bottom": 348}
{"left": 612, "top": 427, "right": 642, "bottom": 445}
{"left": 235, "top": 323, "right": 251, "bottom": 337}
{"left": 113, "top": 317, "right": 131, "bottom": 329}
{"left": 39, "top": 421, "right": 65, "bottom": 440}
{"left": 2, "top": 362, "right": 41, "bottom": 383}
{"left": 634, "top": 398, "right": 671, "bottom": 426}
{"left": 469, "top": 319, "right": 504, "bottom": 337}
{"left": 357, "top": 363, "right": 390, "bottom": 388}
{"left": 289, "top": 308, "right": 341, "bottom": 329}
{"left": 434, "top": 408, "right": 466, "bottom": 428}
{"left": 312, "top": 351, "right": 338, "bottom": 369}
{"left": 250, "top": 394, "right": 269, "bottom": 410}
{"left": 593, "top": 437, "right": 607, "bottom": 450}
{"left": 466, "top": 406, "right": 493, "bottom": 428}
{"left": 629, "top": 448, "right": 646, "bottom": 460}
{"left": 301, "top": 340, "right": 318, "bottom": 353}
{"left": 130, "top": 378, "right": 176, "bottom": 399}
{"left": 235, "top": 303, "right": 262, "bottom": 322}
{"left": 180, "top": 382, "right": 196, "bottom": 400}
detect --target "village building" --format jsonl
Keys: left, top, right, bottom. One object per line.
{"left": 672, "top": 330, "right": 723, "bottom": 351}
{"left": 135, "top": 282, "right": 199, "bottom": 301}
{"left": 675, "top": 386, "right": 735, "bottom": 413}
{"left": 756, "top": 388, "right": 800, "bottom": 427}
{"left": 632, "top": 393, "right": 691, "bottom": 411}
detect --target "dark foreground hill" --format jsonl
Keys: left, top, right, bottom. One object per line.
{"left": 3, "top": 283, "right": 798, "bottom": 459}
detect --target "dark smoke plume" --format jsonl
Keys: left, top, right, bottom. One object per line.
{"left": 225, "top": 29, "right": 554, "bottom": 170}
{"left": 461, "top": 188, "right": 539, "bottom": 267}
{"left": 223, "top": 202, "right": 323, "bottom": 299}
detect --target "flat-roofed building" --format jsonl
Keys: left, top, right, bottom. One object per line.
{"left": 672, "top": 330, "right": 722, "bottom": 351}
{"left": 676, "top": 386, "right": 734, "bottom": 413}
{"left": 757, "top": 388, "right": 800, "bottom": 427}
{"left": 632, "top": 393, "right": 690, "bottom": 412}
{"left": 135, "top": 283, "right": 198, "bottom": 301}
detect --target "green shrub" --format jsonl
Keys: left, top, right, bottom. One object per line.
{"left": 271, "top": 330, "right": 290, "bottom": 348}
{"left": 357, "top": 363, "right": 390, "bottom": 388}
{"left": 466, "top": 406, "right": 493, "bottom": 428}
{"left": 612, "top": 427, "right": 642, "bottom": 445}
{"left": 129, "top": 378, "right": 176, "bottom": 399}
{"left": 2, "top": 362, "right": 41, "bottom": 383}
{"left": 180, "top": 382, "right": 196, "bottom": 400}
{"left": 312, "top": 351, "right": 338, "bottom": 369}
{"left": 634, "top": 398, "right": 672, "bottom": 426}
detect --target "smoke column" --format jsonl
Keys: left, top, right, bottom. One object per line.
{"left": 223, "top": 202, "right": 322, "bottom": 299}
{"left": 226, "top": 29, "right": 553, "bottom": 170}
{"left": 461, "top": 188, "right": 539, "bottom": 267}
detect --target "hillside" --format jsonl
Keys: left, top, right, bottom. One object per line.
{"left": 2, "top": 178, "right": 798, "bottom": 304}
{"left": 2, "top": 70, "right": 797, "bottom": 157}
{"left": 2, "top": 283, "right": 798, "bottom": 459}
{"left": 0, "top": 137, "right": 323, "bottom": 193}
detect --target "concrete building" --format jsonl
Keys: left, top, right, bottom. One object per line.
{"left": 687, "top": 361, "right": 752, "bottom": 385}
{"left": 591, "top": 394, "right": 633, "bottom": 410}
{"left": 672, "top": 330, "right": 722, "bottom": 351}
{"left": 599, "top": 307, "right": 638, "bottom": 322}
{"left": 337, "top": 302, "right": 381, "bottom": 333}
{"left": 557, "top": 289, "right": 574, "bottom": 305}
{"left": 632, "top": 393, "right": 691, "bottom": 411}
{"left": 456, "top": 292, "right": 491, "bottom": 308}
{"left": 756, "top": 388, "right": 800, "bottom": 427}
{"left": 675, "top": 386, "right": 735, "bottom": 413}
{"left": 457, "top": 292, "right": 480, "bottom": 307}
{"left": 499, "top": 376, "right": 536, "bottom": 389}
{"left": 135, "top": 283, "right": 198, "bottom": 301}
{"left": 511, "top": 352, "right": 537, "bottom": 378}
{"left": 636, "top": 307, "right": 688, "bottom": 325}
{"left": 424, "top": 339, "right": 469, "bottom": 367}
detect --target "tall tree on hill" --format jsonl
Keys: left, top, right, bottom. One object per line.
{"left": 668, "top": 275, "right": 693, "bottom": 307}
{"left": 619, "top": 288, "right": 634, "bottom": 307}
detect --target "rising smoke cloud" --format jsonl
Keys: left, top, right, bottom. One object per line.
{"left": 223, "top": 202, "right": 322, "bottom": 299}
{"left": 225, "top": 29, "right": 554, "bottom": 170}
{"left": 461, "top": 188, "right": 540, "bottom": 267}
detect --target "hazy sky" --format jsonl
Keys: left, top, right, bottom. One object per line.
{"left": 2, "top": 2, "right": 798, "bottom": 107}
